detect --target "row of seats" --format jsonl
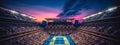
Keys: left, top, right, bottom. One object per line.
{"left": 83, "top": 6, "right": 120, "bottom": 22}
{"left": 79, "top": 22, "right": 120, "bottom": 37}
{"left": 0, "top": 7, "right": 50, "bottom": 45}
{"left": 2, "top": 30, "right": 49, "bottom": 45}
{"left": 70, "top": 6, "right": 120, "bottom": 45}
{"left": 0, "top": 21, "right": 50, "bottom": 45}
{"left": 70, "top": 22, "right": 120, "bottom": 45}
{"left": 45, "top": 25, "right": 75, "bottom": 28}
{"left": 44, "top": 25, "right": 76, "bottom": 34}
{"left": 44, "top": 29, "right": 74, "bottom": 34}
{"left": 0, "top": 22, "right": 40, "bottom": 36}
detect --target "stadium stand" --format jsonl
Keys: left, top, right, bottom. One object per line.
{"left": 70, "top": 6, "right": 120, "bottom": 45}
{"left": 0, "top": 6, "right": 120, "bottom": 45}
{"left": 44, "top": 18, "right": 77, "bottom": 35}
{"left": 0, "top": 7, "right": 49, "bottom": 45}
{"left": 44, "top": 25, "right": 76, "bottom": 34}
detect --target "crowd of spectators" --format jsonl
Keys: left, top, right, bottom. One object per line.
{"left": 70, "top": 22, "right": 120, "bottom": 45}
{"left": 0, "top": 21, "right": 50, "bottom": 45}
{"left": 0, "top": 22, "right": 38, "bottom": 36}
{"left": 0, "top": 7, "right": 51, "bottom": 45}
{"left": 44, "top": 25, "right": 76, "bottom": 34}
{"left": 0, "top": 6, "right": 120, "bottom": 45}
{"left": 70, "top": 6, "right": 120, "bottom": 45}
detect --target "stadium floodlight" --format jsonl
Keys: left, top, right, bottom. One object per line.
{"left": 33, "top": 18, "right": 37, "bottom": 20}
{"left": 10, "top": 10, "right": 19, "bottom": 14}
{"left": 83, "top": 9, "right": 105, "bottom": 20}
{"left": 97, "top": 12, "right": 103, "bottom": 14}
{"left": 90, "top": 14, "right": 97, "bottom": 17}
{"left": 83, "top": 15, "right": 93, "bottom": 19}
{"left": 84, "top": 16, "right": 90, "bottom": 19}
{"left": 21, "top": 14, "right": 27, "bottom": 17}
{"left": 83, "top": 11, "right": 104, "bottom": 20}
{"left": 106, "top": 7, "right": 117, "bottom": 12}
{"left": 83, "top": 16, "right": 89, "bottom": 19}
{"left": 29, "top": 16, "right": 33, "bottom": 18}
{"left": 28, "top": 16, "right": 36, "bottom": 20}
{"left": 83, "top": 17, "right": 87, "bottom": 19}
{"left": 89, "top": 11, "right": 103, "bottom": 17}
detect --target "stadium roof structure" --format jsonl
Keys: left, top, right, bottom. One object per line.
{"left": 83, "top": 6, "right": 118, "bottom": 20}
{"left": 45, "top": 18, "right": 75, "bottom": 22}
{"left": 0, "top": 7, "right": 36, "bottom": 22}
{"left": 82, "top": 6, "right": 119, "bottom": 22}
{"left": 45, "top": 18, "right": 74, "bottom": 20}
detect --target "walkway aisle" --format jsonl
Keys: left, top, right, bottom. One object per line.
{"left": 43, "top": 35, "right": 76, "bottom": 45}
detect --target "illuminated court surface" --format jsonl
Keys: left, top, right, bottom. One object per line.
{"left": 43, "top": 35, "right": 76, "bottom": 45}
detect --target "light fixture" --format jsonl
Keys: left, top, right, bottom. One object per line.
{"left": 10, "top": 10, "right": 19, "bottom": 14}
{"left": 97, "top": 12, "right": 103, "bottom": 14}
{"left": 106, "top": 7, "right": 117, "bottom": 12}
{"left": 21, "top": 14, "right": 27, "bottom": 17}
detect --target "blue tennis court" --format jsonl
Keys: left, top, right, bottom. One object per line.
{"left": 43, "top": 34, "right": 76, "bottom": 45}
{"left": 54, "top": 37, "right": 65, "bottom": 44}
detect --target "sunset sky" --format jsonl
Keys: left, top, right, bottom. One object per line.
{"left": 0, "top": 0, "right": 117, "bottom": 22}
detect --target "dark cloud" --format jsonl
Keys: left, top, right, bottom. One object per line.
{"left": 57, "top": 0, "right": 88, "bottom": 17}
{"left": 58, "top": 10, "right": 81, "bottom": 17}
{"left": 63, "top": 0, "right": 77, "bottom": 12}
{"left": 58, "top": 0, "right": 116, "bottom": 17}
